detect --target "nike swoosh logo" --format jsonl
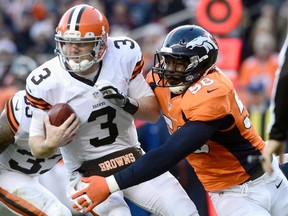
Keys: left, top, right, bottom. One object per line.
{"left": 207, "top": 88, "right": 219, "bottom": 93}
{"left": 15, "top": 100, "right": 20, "bottom": 111}
{"left": 276, "top": 179, "right": 283, "bottom": 189}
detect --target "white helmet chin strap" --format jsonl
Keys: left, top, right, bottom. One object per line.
{"left": 68, "top": 59, "right": 94, "bottom": 73}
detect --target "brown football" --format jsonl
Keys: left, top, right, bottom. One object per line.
{"left": 48, "top": 103, "right": 75, "bottom": 126}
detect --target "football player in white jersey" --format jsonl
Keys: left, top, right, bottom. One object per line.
{"left": 0, "top": 90, "right": 133, "bottom": 216}
{"left": 0, "top": 90, "right": 71, "bottom": 216}
{"left": 26, "top": 4, "right": 199, "bottom": 216}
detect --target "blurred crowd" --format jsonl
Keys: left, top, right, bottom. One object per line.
{"left": 1, "top": 0, "right": 288, "bottom": 215}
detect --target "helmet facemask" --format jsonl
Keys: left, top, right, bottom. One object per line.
{"left": 55, "top": 29, "right": 107, "bottom": 73}
{"left": 152, "top": 25, "right": 218, "bottom": 94}
{"left": 54, "top": 4, "right": 109, "bottom": 73}
{"left": 152, "top": 54, "right": 196, "bottom": 94}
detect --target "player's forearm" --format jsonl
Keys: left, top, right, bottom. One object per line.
{"left": 29, "top": 136, "right": 58, "bottom": 158}
{"left": 134, "top": 96, "right": 160, "bottom": 123}
{"left": 0, "top": 110, "right": 14, "bottom": 153}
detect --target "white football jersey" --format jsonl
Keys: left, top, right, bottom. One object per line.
{"left": 26, "top": 36, "right": 154, "bottom": 172}
{"left": 1, "top": 90, "right": 62, "bottom": 177}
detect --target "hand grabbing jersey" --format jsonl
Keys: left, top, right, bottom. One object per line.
{"left": 97, "top": 80, "right": 139, "bottom": 114}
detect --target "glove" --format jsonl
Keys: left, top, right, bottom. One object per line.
{"left": 72, "top": 176, "right": 110, "bottom": 213}
{"left": 99, "top": 85, "right": 139, "bottom": 114}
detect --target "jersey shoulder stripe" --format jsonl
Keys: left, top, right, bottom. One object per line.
{"left": 26, "top": 90, "right": 51, "bottom": 110}
{"left": 131, "top": 55, "right": 144, "bottom": 80}
{"left": 5, "top": 98, "right": 19, "bottom": 135}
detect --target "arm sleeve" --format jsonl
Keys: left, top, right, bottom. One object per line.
{"left": 29, "top": 108, "right": 46, "bottom": 137}
{"left": 269, "top": 37, "right": 288, "bottom": 140}
{"left": 128, "top": 72, "right": 154, "bottom": 99}
{"left": 114, "top": 119, "right": 221, "bottom": 189}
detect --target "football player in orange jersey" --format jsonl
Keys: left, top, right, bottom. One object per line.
{"left": 72, "top": 25, "right": 288, "bottom": 216}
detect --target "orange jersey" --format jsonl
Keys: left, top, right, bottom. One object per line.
{"left": 146, "top": 68, "right": 265, "bottom": 191}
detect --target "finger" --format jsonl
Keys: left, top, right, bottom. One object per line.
{"left": 99, "top": 85, "right": 113, "bottom": 91}
{"left": 66, "top": 118, "right": 80, "bottom": 133}
{"left": 72, "top": 189, "right": 86, "bottom": 199}
{"left": 62, "top": 113, "right": 77, "bottom": 128}
{"left": 91, "top": 210, "right": 100, "bottom": 216}
{"left": 82, "top": 194, "right": 93, "bottom": 205}
{"left": 104, "top": 94, "right": 122, "bottom": 99}
{"left": 72, "top": 200, "right": 84, "bottom": 211}
{"left": 79, "top": 200, "right": 89, "bottom": 208}
{"left": 72, "top": 196, "right": 90, "bottom": 210}
{"left": 85, "top": 203, "right": 98, "bottom": 213}
{"left": 80, "top": 177, "right": 91, "bottom": 183}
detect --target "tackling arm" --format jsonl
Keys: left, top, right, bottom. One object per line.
{"left": 133, "top": 95, "right": 160, "bottom": 123}
{"left": 72, "top": 119, "right": 221, "bottom": 213}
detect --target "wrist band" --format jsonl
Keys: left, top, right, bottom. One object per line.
{"left": 123, "top": 97, "right": 139, "bottom": 114}
{"left": 106, "top": 175, "right": 120, "bottom": 193}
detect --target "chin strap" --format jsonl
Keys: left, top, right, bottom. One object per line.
{"left": 68, "top": 59, "right": 93, "bottom": 73}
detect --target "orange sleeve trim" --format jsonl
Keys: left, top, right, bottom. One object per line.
{"left": 0, "top": 188, "right": 48, "bottom": 216}
{"left": 5, "top": 99, "right": 19, "bottom": 135}
{"left": 25, "top": 90, "right": 51, "bottom": 110}
{"left": 131, "top": 56, "right": 144, "bottom": 80}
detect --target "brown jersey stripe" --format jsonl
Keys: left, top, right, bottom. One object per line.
{"left": 131, "top": 56, "right": 144, "bottom": 80}
{"left": 5, "top": 99, "right": 19, "bottom": 135}
{"left": 26, "top": 90, "right": 52, "bottom": 110}
{"left": 0, "top": 188, "right": 48, "bottom": 216}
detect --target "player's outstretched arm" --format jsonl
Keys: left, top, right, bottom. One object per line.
{"left": 97, "top": 80, "right": 160, "bottom": 123}
{"left": 0, "top": 110, "right": 14, "bottom": 153}
{"left": 71, "top": 120, "right": 219, "bottom": 213}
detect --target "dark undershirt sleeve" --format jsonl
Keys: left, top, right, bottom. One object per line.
{"left": 269, "top": 43, "right": 288, "bottom": 140}
{"left": 114, "top": 119, "right": 221, "bottom": 190}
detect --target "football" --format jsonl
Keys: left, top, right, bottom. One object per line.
{"left": 48, "top": 103, "right": 75, "bottom": 126}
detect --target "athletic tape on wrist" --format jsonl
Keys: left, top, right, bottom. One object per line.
{"left": 106, "top": 175, "right": 120, "bottom": 193}
{"left": 123, "top": 97, "right": 139, "bottom": 114}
